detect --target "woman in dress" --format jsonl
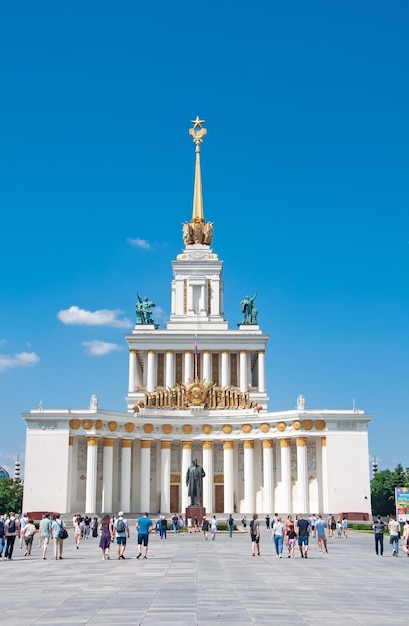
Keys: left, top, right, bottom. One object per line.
{"left": 99, "top": 515, "right": 112, "bottom": 560}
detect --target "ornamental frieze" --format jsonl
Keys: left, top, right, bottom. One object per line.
{"left": 141, "top": 381, "right": 254, "bottom": 410}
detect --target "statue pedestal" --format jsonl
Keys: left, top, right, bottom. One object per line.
{"left": 185, "top": 506, "right": 206, "bottom": 526}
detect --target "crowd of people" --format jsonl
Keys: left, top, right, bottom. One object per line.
{"left": 1, "top": 510, "right": 408, "bottom": 561}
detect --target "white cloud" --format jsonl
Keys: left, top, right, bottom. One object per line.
{"left": 0, "top": 339, "right": 7, "bottom": 346}
{"left": 0, "top": 351, "right": 40, "bottom": 372}
{"left": 57, "top": 306, "right": 132, "bottom": 328}
{"left": 81, "top": 340, "right": 123, "bottom": 356}
{"left": 127, "top": 237, "right": 151, "bottom": 249}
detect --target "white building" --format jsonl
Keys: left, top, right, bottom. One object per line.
{"left": 22, "top": 118, "right": 373, "bottom": 519}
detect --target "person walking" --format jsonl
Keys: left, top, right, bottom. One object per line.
{"left": 373, "top": 515, "right": 385, "bottom": 556}
{"left": 227, "top": 514, "right": 234, "bottom": 538}
{"left": 272, "top": 516, "right": 284, "bottom": 558}
{"left": 22, "top": 518, "right": 37, "bottom": 556}
{"left": 201, "top": 516, "right": 209, "bottom": 540}
{"left": 250, "top": 514, "right": 260, "bottom": 556}
{"left": 342, "top": 516, "right": 348, "bottom": 539}
{"left": 296, "top": 514, "right": 310, "bottom": 558}
{"left": 99, "top": 515, "right": 112, "bottom": 560}
{"left": 160, "top": 516, "right": 168, "bottom": 539}
{"left": 4, "top": 512, "right": 20, "bottom": 560}
{"left": 39, "top": 513, "right": 52, "bottom": 559}
{"left": 265, "top": 514, "right": 270, "bottom": 531}
{"left": 284, "top": 515, "right": 296, "bottom": 558}
{"left": 136, "top": 512, "right": 153, "bottom": 559}
{"left": 388, "top": 514, "right": 400, "bottom": 556}
{"left": 113, "top": 511, "right": 130, "bottom": 559}
{"left": 211, "top": 516, "right": 218, "bottom": 540}
{"left": 315, "top": 514, "right": 329, "bottom": 554}
{"left": 73, "top": 514, "right": 82, "bottom": 549}
{"left": 51, "top": 513, "right": 66, "bottom": 560}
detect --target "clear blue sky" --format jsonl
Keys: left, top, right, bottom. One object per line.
{"left": 1, "top": 1, "right": 408, "bottom": 476}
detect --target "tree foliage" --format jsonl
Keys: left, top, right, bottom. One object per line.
{"left": 0, "top": 479, "right": 23, "bottom": 514}
{"left": 371, "top": 464, "right": 409, "bottom": 516}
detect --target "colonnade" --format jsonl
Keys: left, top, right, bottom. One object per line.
{"left": 71, "top": 435, "right": 328, "bottom": 515}
{"left": 128, "top": 349, "right": 266, "bottom": 393}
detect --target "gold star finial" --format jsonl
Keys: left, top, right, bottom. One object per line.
{"left": 189, "top": 116, "right": 207, "bottom": 146}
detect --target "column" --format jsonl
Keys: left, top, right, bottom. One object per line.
{"left": 66, "top": 436, "right": 73, "bottom": 512}
{"left": 223, "top": 441, "right": 234, "bottom": 514}
{"left": 102, "top": 437, "right": 114, "bottom": 513}
{"left": 184, "top": 351, "right": 193, "bottom": 383}
{"left": 203, "top": 350, "right": 211, "bottom": 385}
{"left": 181, "top": 441, "right": 192, "bottom": 510}
{"left": 239, "top": 350, "right": 248, "bottom": 392}
{"left": 243, "top": 440, "right": 255, "bottom": 513}
{"left": 140, "top": 440, "right": 151, "bottom": 512}
{"left": 165, "top": 351, "right": 175, "bottom": 388}
{"left": 85, "top": 437, "right": 98, "bottom": 514}
{"left": 280, "top": 438, "right": 292, "bottom": 514}
{"left": 321, "top": 437, "right": 328, "bottom": 514}
{"left": 221, "top": 350, "right": 230, "bottom": 387}
{"left": 128, "top": 350, "right": 137, "bottom": 392}
{"left": 147, "top": 350, "right": 156, "bottom": 392}
{"left": 258, "top": 350, "right": 266, "bottom": 393}
{"left": 202, "top": 441, "right": 214, "bottom": 512}
{"left": 161, "top": 441, "right": 171, "bottom": 513}
{"left": 296, "top": 437, "right": 308, "bottom": 514}
{"left": 262, "top": 439, "right": 274, "bottom": 514}
{"left": 121, "top": 439, "right": 132, "bottom": 513}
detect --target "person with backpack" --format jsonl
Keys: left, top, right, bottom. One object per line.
{"left": 227, "top": 514, "right": 234, "bottom": 538}
{"left": 51, "top": 513, "right": 66, "bottom": 560}
{"left": 4, "top": 512, "right": 20, "bottom": 560}
{"left": 113, "top": 511, "right": 129, "bottom": 559}
{"left": 22, "top": 518, "right": 37, "bottom": 556}
{"left": 250, "top": 513, "right": 260, "bottom": 556}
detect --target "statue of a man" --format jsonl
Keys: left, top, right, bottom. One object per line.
{"left": 240, "top": 293, "right": 257, "bottom": 324}
{"left": 297, "top": 394, "right": 305, "bottom": 410}
{"left": 186, "top": 458, "right": 206, "bottom": 506}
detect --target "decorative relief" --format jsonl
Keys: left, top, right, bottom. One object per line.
{"left": 31, "top": 421, "right": 58, "bottom": 430}
{"left": 108, "top": 421, "right": 117, "bottom": 432}
{"left": 214, "top": 475, "right": 224, "bottom": 483}
{"left": 277, "top": 422, "right": 286, "bottom": 432}
{"left": 182, "top": 424, "right": 193, "bottom": 435}
{"left": 337, "top": 422, "right": 357, "bottom": 431}
{"left": 242, "top": 424, "right": 252, "bottom": 434}
{"left": 162, "top": 424, "right": 173, "bottom": 435}
{"left": 222, "top": 424, "right": 232, "bottom": 434}
{"left": 302, "top": 420, "right": 313, "bottom": 430}
{"left": 95, "top": 420, "right": 103, "bottom": 430}
{"left": 170, "top": 474, "right": 180, "bottom": 483}
{"left": 292, "top": 420, "right": 301, "bottom": 431}
{"left": 260, "top": 423, "right": 270, "bottom": 433}
{"left": 143, "top": 380, "right": 251, "bottom": 410}
{"left": 315, "top": 419, "right": 326, "bottom": 431}
{"left": 77, "top": 439, "right": 87, "bottom": 471}
{"left": 70, "top": 419, "right": 80, "bottom": 430}
{"left": 202, "top": 424, "right": 212, "bottom": 435}
{"left": 82, "top": 419, "right": 93, "bottom": 430}
{"left": 124, "top": 422, "right": 134, "bottom": 433}
{"left": 143, "top": 423, "right": 153, "bottom": 434}
{"left": 291, "top": 446, "right": 297, "bottom": 471}
{"left": 307, "top": 444, "right": 316, "bottom": 471}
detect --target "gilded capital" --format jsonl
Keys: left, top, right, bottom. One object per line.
{"left": 141, "top": 440, "right": 151, "bottom": 449}
{"left": 203, "top": 441, "right": 213, "bottom": 450}
{"left": 296, "top": 437, "right": 308, "bottom": 447}
{"left": 161, "top": 441, "right": 172, "bottom": 449}
{"left": 68, "top": 436, "right": 74, "bottom": 446}
{"left": 87, "top": 437, "right": 98, "bottom": 446}
{"left": 182, "top": 441, "right": 192, "bottom": 450}
{"left": 243, "top": 440, "right": 254, "bottom": 449}
{"left": 103, "top": 438, "right": 115, "bottom": 447}
{"left": 280, "top": 438, "right": 292, "bottom": 448}
{"left": 121, "top": 439, "right": 133, "bottom": 449}
{"left": 262, "top": 439, "right": 273, "bottom": 448}
{"left": 321, "top": 437, "right": 327, "bottom": 447}
{"left": 223, "top": 441, "right": 234, "bottom": 450}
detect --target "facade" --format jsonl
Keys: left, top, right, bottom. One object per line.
{"left": 22, "top": 118, "right": 373, "bottom": 518}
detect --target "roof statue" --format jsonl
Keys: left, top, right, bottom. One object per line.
{"left": 182, "top": 117, "right": 214, "bottom": 247}
{"left": 135, "top": 293, "right": 157, "bottom": 326}
{"left": 240, "top": 293, "right": 258, "bottom": 325}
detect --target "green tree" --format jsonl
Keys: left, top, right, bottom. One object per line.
{"left": 371, "top": 464, "right": 409, "bottom": 516}
{"left": 0, "top": 479, "right": 23, "bottom": 514}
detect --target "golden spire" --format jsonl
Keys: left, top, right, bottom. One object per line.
{"left": 189, "top": 116, "right": 207, "bottom": 223}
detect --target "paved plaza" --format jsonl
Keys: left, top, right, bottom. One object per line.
{"left": 1, "top": 526, "right": 408, "bottom": 625}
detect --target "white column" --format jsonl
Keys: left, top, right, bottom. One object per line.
{"left": 102, "top": 437, "right": 114, "bottom": 513}
{"left": 66, "top": 436, "right": 73, "bottom": 512}
{"left": 161, "top": 441, "right": 171, "bottom": 513}
{"left": 258, "top": 350, "right": 266, "bottom": 393}
{"left": 239, "top": 351, "right": 248, "bottom": 392}
{"left": 128, "top": 350, "right": 137, "bottom": 392}
{"left": 147, "top": 351, "right": 156, "bottom": 392}
{"left": 85, "top": 437, "right": 98, "bottom": 514}
{"left": 262, "top": 440, "right": 274, "bottom": 514}
{"left": 321, "top": 437, "right": 328, "bottom": 514}
{"left": 165, "top": 351, "right": 175, "bottom": 388}
{"left": 280, "top": 438, "right": 292, "bottom": 514}
{"left": 202, "top": 441, "right": 214, "bottom": 512}
{"left": 296, "top": 437, "right": 308, "bottom": 514}
{"left": 184, "top": 351, "right": 193, "bottom": 383}
{"left": 181, "top": 441, "right": 192, "bottom": 510}
{"left": 221, "top": 350, "right": 230, "bottom": 387}
{"left": 203, "top": 350, "right": 211, "bottom": 384}
{"left": 140, "top": 440, "right": 151, "bottom": 512}
{"left": 243, "top": 440, "right": 255, "bottom": 513}
{"left": 121, "top": 439, "right": 132, "bottom": 513}
{"left": 223, "top": 441, "right": 234, "bottom": 514}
